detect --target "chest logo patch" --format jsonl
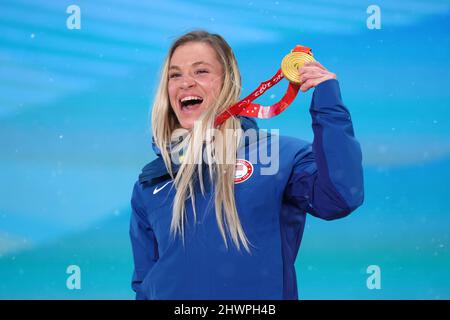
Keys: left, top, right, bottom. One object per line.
{"left": 153, "top": 181, "right": 172, "bottom": 195}
{"left": 234, "top": 159, "right": 253, "bottom": 184}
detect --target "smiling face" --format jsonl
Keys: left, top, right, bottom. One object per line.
{"left": 168, "top": 42, "right": 224, "bottom": 129}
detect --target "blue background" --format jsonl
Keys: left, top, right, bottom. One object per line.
{"left": 1, "top": 0, "right": 449, "bottom": 299}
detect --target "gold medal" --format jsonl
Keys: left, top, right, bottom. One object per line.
{"left": 281, "top": 51, "right": 315, "bottom": 84}
{"left": 215, "top": 44, "right": 315, "bottom": 126}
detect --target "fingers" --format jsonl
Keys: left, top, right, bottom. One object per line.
{"left": 298, "top": 60, "right": 331, "bottom": 76}
{"left": 298, "top": 61, "right": 325, "bottom": 73}
{"left": 298, "top": 65, "right": 329, "bottom": 83}
{"left": 297, "top": 61, "right": 337, "bottom": 92}
{"left": 300, "top": 78, "right": 322, "bottom": 92}
{"left": 306, "top": 61, "right": 326, "bottom": 70}
{"left": 299, "top": 68, "right": 328, "bottom": 83}
{"left": 298, "top": 65, "right": 326, "bottom": 75}
{"left": 299, "top": 75, "right": 336, "bottom": 92}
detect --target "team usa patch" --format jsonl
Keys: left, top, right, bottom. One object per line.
{"left": 234, "top": 159, "right": 253, "bottom": 184}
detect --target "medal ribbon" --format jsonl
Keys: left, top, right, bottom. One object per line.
{"left": 214, "top": 45, "right": 314, "bottom": 127}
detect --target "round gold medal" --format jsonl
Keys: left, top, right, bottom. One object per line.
{"left": 281, "top": 51, "right": 315, "bottom": 84}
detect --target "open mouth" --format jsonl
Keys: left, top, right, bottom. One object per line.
{"left": 179, "top": 96, "right": 204, "bottom": 111}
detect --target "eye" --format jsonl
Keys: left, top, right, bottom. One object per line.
{"left": 195, "top": 69, "right": 209, "bottom": 75}
{"left": 169, "top": 73, "right": 181, "bottom": 79}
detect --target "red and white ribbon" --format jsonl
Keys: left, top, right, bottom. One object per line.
{"left": 214, "top": 45, "right": 313, "bottom": 127}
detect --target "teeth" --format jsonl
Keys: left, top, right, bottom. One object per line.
{"left": 181, "top": 96, "right": 203, "bottom": 102}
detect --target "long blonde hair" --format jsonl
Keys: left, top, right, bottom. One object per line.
{"left": 151, "top": 30, "right": 253, "bottom": 253}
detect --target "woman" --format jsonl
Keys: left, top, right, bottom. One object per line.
{"left": 130, "top": 30, "right": 364, "bottom": 300}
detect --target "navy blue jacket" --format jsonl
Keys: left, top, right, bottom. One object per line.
{"left": 130, "top": 79, "right": 364, "bottom": 300}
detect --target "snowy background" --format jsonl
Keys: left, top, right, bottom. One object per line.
{"left": 1, "top": 0, "right": 449, "bottom": 299}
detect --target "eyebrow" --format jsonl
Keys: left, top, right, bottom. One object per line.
{"left": 169, "top": 61, "right": 212, "bottom": 70}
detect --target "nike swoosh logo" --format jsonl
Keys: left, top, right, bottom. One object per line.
{"left": 153, "top": 181, "right": 172, "bottom": 195}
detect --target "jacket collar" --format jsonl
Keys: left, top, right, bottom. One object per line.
{"left": 138, "top": 116, "right": 258, "bottom": 186}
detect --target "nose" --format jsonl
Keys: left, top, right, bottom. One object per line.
{"left": 181, "top": 74, "right": 196, "bottom": 89}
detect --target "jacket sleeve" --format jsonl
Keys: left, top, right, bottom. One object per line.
{"left": 129, "top": 181, "right": 159, "bottom": 300}
{"left": 284, "top": 79, "right": 364, "bottom": 220}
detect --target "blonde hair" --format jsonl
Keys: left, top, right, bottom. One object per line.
{"left": 151, "top": 30, "right": 253, "bottom": 253}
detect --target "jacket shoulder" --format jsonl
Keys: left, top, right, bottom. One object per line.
{"left": 278, "top": 134, "right": 312, "bottom": 155}
{"left": 138, "top": 156, "right": 169, "bottom": 186}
